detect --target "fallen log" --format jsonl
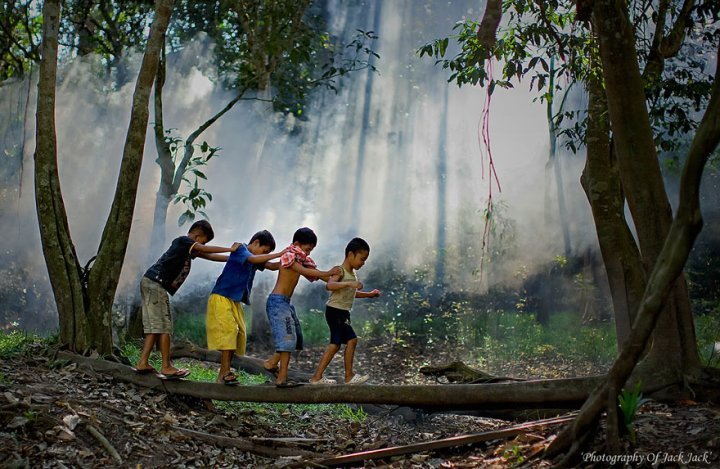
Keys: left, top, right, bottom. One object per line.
{"left": 303, "top": 414, "right": 576, "bottom": 467}
{"left": 420, "top": 361, "right": 525, "bottom": 383}
{"left": 59, "top": 352, "right": 603, "bottom": 409}
{"left": 170, "top": 343, "right": 313, "bottom": 381}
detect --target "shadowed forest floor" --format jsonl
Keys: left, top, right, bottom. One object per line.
{"left": 1, "top": 338, "right": 719, "bottom": 468}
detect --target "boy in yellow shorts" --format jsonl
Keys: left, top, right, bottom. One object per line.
{"left": 206, "top": 230, "right": 284, "bottom": 384}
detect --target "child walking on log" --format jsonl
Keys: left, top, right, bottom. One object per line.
{"left": 309, "top": 237, "right": 380, "bottom": 385}
{"left": 262, "top": 227, "right": 340, "bottom": 387}
{"left": 206, "top": 230, "right": 285, "bottom": 385}
{"left": 134, "top": 220, "right": 240, "bottom": 380}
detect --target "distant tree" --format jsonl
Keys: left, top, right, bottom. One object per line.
{"left": 34, "top": 0, "right": 173, "bottom": 354}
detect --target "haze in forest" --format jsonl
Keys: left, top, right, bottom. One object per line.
{"left": 6, "top": 0, "right": 710, "bottom": 328}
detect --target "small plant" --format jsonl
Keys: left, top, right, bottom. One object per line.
{"left": 618, "top": 382, "right": 650, "bottom": 444}
{"left": 0, "top": 331, "right": 42, "bottom": 358}
{"left": 339, "top": 404, "right": 367, "bottom": 423}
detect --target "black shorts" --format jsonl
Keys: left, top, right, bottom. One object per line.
{"left": 325, "top": 305, "right": 357, "bottom": 345}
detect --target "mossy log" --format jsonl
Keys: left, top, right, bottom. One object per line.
{"left": 58, "top": 351, "right": 605, "bottom": 410}
{"left": 420, "top": 361, "right": 525, "bottom": 383}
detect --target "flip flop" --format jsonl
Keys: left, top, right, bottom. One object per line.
{"left": 221, "top": 371, "right": 239, "bottom": 386}
{"left": 276, "top": 379, "right": 302, "bottom": 388}
{"left": 158, "top": 369, "right": 191, "bottom": 380}
{"left": 131, "top": 366, "right": 157, "bottom": 375}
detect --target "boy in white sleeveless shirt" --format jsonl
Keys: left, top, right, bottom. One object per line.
{"left": 309, "top": 237, "right": 380, "bottom": 385}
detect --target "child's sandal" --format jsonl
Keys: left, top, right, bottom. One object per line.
{"left": 221, "top": 371, "right": 239, "bottom": 385}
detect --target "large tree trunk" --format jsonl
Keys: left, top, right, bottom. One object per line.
{"left": 86, "top": 0, "right": 173, "bottom": 354}
{"left": 546, "top": 13, "right": 720, "bottom": 466}
{"left": 581, "top": 66, "right": 646, "bottom": 347}
{"left": 34, "top": 0, "right": 173, "bottom": 354}
{"left": 592, "top": 0, "right": 700, "bottom": 380}
{"left": 34, "top": 0, "right": 89, "bottom": 351}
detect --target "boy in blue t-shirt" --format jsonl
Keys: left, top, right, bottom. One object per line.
{"left": 206, "top": 230, "right": 285, "bottom": 384}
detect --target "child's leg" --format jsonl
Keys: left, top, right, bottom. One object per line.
{"left": 343, "top": 338, "right": 358, "bottom": 382}
{"left": 276, "top": 351, "right": 291, "bottom": 384}
{"left": 136, "top": 333, "right": 158, "bottom": 370}
{"left": 217, "top": 350, "right": 235, "bottom": 382}
{"left": 310, "top": 344, "right": 340, "bottom": 382}
{"left": 158, "top": 333, "right": 182, "bottom": 375}
{"left": 264, "top": 352, "right": 281, "bottom": 372}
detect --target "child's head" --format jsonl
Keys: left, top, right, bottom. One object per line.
{"left": 345, "top": 237, "right": 370, "bottom": 270}
{"left": 248, "top": 230, "right": 276, "bottom": 254}
{"left": 292, "top": 227, "right": 317, "bottom": 255}
{"left": 188, "top": 220, "right": 214, "bottom": 244}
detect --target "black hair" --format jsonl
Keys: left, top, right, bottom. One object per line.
{"left": 250, "top": 230, "right": 276, "bottom": 251}
{"left": 189, "top": 220, "right": 214, "bottom": 242}
{"left": 345, "top": 237, "right": 370, "bottom": 257}
{"left": 292, "top": 227, "right": 317, "bottom": 246}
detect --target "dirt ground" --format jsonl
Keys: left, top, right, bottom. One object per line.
{"left": 1, "top": 339, "right": 719, "bottom": 468}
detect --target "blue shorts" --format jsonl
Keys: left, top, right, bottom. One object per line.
{"left": 266, "top": 294, "right": 303, "bottom": 352}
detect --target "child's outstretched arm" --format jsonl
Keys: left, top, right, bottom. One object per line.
{"left": 326, "top": 274, "right": 363, "bottom": 291}
{"left": 264, "top": 261, "right": 281, "bottom": 271}
{"left": 289, "top": 263, "right": 341, "bottom": 280}
{"left": 356, "top": 289, "right": 381, "bottom": 298}
{"left": 247, "top": 248, "right": 286, "bottom": 265}
{"left": 193, "top": 242, "right": 240, "bottom": 262}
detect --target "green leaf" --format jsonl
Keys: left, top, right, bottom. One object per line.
{"left": 178, "top": 211, "right": 194, "bottom": 226}
{"left": 439, "top": 37, "right": 449, "bottom": 57}
{"left": 193, "top": 169, "right": 207, "bottom": 179}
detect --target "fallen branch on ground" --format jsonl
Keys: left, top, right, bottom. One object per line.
{"left": 171, "top": 426, "right": 325, "bottom": 459}
{"left": 298, "top": 414, "right": 577, "bottom": 467}
{"left": 86, "top": 424, "right": 123, "bottom": 464}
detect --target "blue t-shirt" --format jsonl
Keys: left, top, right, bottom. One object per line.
{"left": 144, "top": 236, "right": 197, "bottom": 295}
{"left": 211, "top": 244, "right": 265, "bottom": 304}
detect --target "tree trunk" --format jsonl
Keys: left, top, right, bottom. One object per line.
{"left": 546, "top": 16, "right": 720, "bottom": 467}
{"left": 592, "top": 0, "right": 700, "bottom": 380}
{"left": 83, "top": 0, "right": 174, "bottom": 354}
{"left": 149, "top": 40, "right": 175, "bottom": 259}
{"left": 581, "top": 68, "right": 645, "bottom": 347}
{"left": 34, "top": 0, "right": 89, "bottom": 351}
{"left": 546, "top": 58, "right": 571, "bottom": 257}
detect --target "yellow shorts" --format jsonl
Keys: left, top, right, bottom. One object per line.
{"left": 206, "top": 293, "right": 246, "bottom": 355}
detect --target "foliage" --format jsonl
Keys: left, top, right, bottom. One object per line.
{"left": 618, "top": 381, "right": 651, "bottom": 444}
{"left": 166, "top": 131, "right": 220, "bottom": 226}
{"left": 0, "top": 1, "right": 41, "bottom": 80}
{"left": 694, "top": 308, "right": 720, "bottom": 368}
{"left": 419, "top": 1, "right": 719, "bottom": 159}
{"left": 0, "top": 330, "right": 43, "bottom": 359}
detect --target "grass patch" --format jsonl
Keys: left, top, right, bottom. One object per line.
{"left": 174, "top": 313, "right": 208, "bottom": 348}
{"left": 0, "top": 330, "right": 44, "bottom": 358}
{"left": 695, "top": 308, "right": 720, "bottom": 368}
